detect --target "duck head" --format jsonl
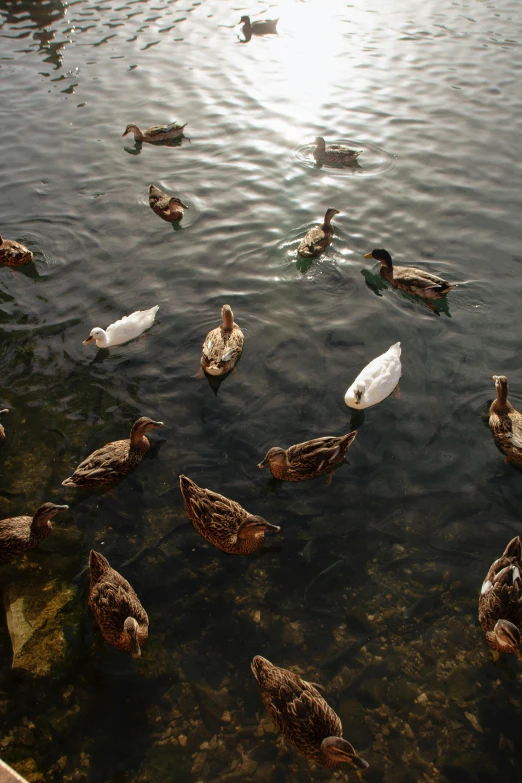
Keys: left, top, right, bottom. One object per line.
{"left": 122, "top": 123, "right": 140, "bottom": 137}
{"left": 130, "top": 417, "right": 164, "bottom": 438}
{"left": 83, "top": 327, "right": 108, "bottom": 348}
{"left": 314, "top": 136, "right": 326, "bottom": 153}
{"left": 31, "top": 502, "right": 69, "bottom": 530}
{"left": 492, "top": 375, "right": 508, "bottom": 403}
{"left": 321, "top": 737, "right": 369, "bottom": 769}
{"left": 494, "top": 619, "right": 522, "bottom": 659}
{"left": 365, "top": 248, "right": 393, "bottom": 268}
{"left": 258, "top": 447, "right": 287, "bottom": 469}
{"left": 238, "top": 515, "right": 280, "bottom": 541}
{"left": 352, "top": 382, "right": 366, "bottom": 405}
{"left": 323, "top": 207, "right": 340, "bottom": 226}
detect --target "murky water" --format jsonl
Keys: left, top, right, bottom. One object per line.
{"left": 1, "top": 0, "right": 522, "bottom": 780}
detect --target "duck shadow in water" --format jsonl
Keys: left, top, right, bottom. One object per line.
{"left": 314, "top": 158, "right": 363, "bottom": 173}
{"left": 361, "top": 268, "right": 452, "bottom": 317}
{"left": 123, "top": 137, "right": 189, "bottom": 156}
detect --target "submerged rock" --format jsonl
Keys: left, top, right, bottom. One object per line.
{"left": 3, "top": 578, "right": 77, "bottom": 677}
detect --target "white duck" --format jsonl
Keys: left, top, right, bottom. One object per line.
{"left": 83, "top": 306, "right": 159, "bottom": 349}
{"left": 344, "top": 342, "right": 402, "bottom": 409}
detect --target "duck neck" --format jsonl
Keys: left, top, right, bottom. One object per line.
{"left": 132, "top": 127, "right": 143, "bottom": 141}
{"left": 242, "top": 18, "right": 252, "bottom": 34}
{"left": 130, "top": 426, "right": 149, "bottom": 451}
{"left": 222, "top": 310, "right": 234, "bottom": 330}
{"left": 492, "top": 383, "right": 511, "bottom": 413}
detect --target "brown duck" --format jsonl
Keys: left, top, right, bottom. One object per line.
{"left": 88, "top": 550, "right": 148, "bottom": 658}
{"left": 200, "top": 305, "right": 244, "bottom": 376}
{"left": 0, "top": 235, "right": 34, "bottom": 267}
{"left": 489, "top": 375, "right": 522, "bottom": 465}
{"left": 364, "top": 248, "right": 455, "bottom": 300}
{"left": 298, "top": 208, "right": 339, "bottom": 258}
{"left": 479, "top": 536, "right": 522, "bottom": 661}
{"left": 313, "top": 137, "right": 362, "bottom": 167}
{"left": 179, "top": 475, "right": 280, "bottom": 554}
{"left": 62, "top": 416, "right": 164, "bottom": 489}
{"left": 148, "top": 184, "right": 188, "bottom": 222}
{"left": 0, "top": 503, "right": 69, "bottom": 562}
{"left": 258, "top": 432, "right": 357, "bottom": 482}
{"left": 251, "top": 656, "right": 369, "bottom": 769}
{"left": 0, "top": 409, "right": 7, "bottom": 443}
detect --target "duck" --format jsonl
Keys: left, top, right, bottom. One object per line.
{"left": 489, "top": 375, "right": 522, "bottom": 465}
{"left": 239, "top": 15, "right": 279, "bottom": 36}
{"left": 344, "top": 342, "right": 402, "bottom": 410}
{"left": 251, "top": 656, "right": 369, "bottom": 769}
{"left": 62, "top": 416, "right": 163, "bottom": 489}
{"left": 298, "top": 208, "right": 339, "bottom": 258}
{"left": 0, "top": 235, "right": 34, "bottom": 267}
{"left": 179, "top": 475, "right": 280, "bottom": 555}
{"left": 479, "top": 536, "right": 522, "bottom": 661}
{"left": 122, "top": 122, "right": 187, "bottom": 143}
{"left": 201, "top": 305, "right": 244, "bottom": 376}
{"left": 258, "top": 432, "right": 357, "bottom": 483}
{"left": 313, "top": 137, "right": 363, "bottom": 167}
{"left": 148, "top": 184, "right": 188, "bottom": 222}
{"left": 0, "top": 409, "right": 7, "bottom": 443}
{"left": 88, "top": 550, "right": 148, "bottom": 658}
{"left": 0, "top": 503, "right": 69, "bottom": 562}
{"left": 83, "top": 306, "right": 159, "bottom": 348}
{"left": 364, "top": 248, "right": 456, "bottom": 300}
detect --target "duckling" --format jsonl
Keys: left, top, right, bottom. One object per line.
{"left": 479, "top": 536, "right": 522, "bottom": 661}
{"left": 251, "top": 656, "right": 369, "bottom": 769}
{"left": 313, "top": 137, "right": 362, "bottom": 167}
{"left": 0, "top": 503, "right": 69, "bottom": 562}
{"left": 489, "top": 375, "right": 522, "bottom": 465}
{"left": 239, "top": 15, "right": 278, "bottom": 36}
{"left": 364, "top": 248, "right": 456, "bottom": 300}
{"left": 179, "top": 475, "right": 280, "bottom": 555}
{"left": 148, "top": 184, "right": 188, "bottom": 222}
{"left": 83, "top": 306, "right": 159, "bottom": 349}
{"left": 0, "top": 409, "right": 7, "bottom": 443}
{"left": 0, "top": 235, "right": 34, "bottom": 267}
{"left": 122, "top": 122, "right": 187, "bottom": 143}
{"left": 88, "top": 550, "right": 148, "bottom": 658}
{"left": 344, "top": 342, "right": 402, "bottom": 409}
{"left": 258, "top": 432, "right": 357, "bottom": 483}
{"left": 62, "top": 416, "right": 163, "bottom": 489}
{"left": 298, "top": 208, "right": 339, "bottom": 258}
{"left": 201, "top": 305, "right": 244, "bottom": 376}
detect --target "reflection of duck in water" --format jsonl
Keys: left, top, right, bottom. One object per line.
{"left": 479, "top": 536, "right": 522, "bottom": 661}
{"left": 148, "top": 184, "right": 188, "bottom": 222}
{"left": 489, "top": 375, "right": 522, "bottom": 465}
{"left": 313, "top": 137, "right": 362, "bottom": 168}
{"left": 239, "top": 15, "right": 278, "bottom": 41}
{"left": 364, "top": 248, "right": 456, "bottom": 302}
{"left": 298, "top": 208, "right": 339, "bottom": 258}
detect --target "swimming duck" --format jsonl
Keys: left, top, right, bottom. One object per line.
{"left": 344, "top": 342, "right": 402, "bottom": 410}
{"left": 313, "top": 137, "right": 362, "bottom": 167}
{"left": 201, "top": 305, "right": 244, "bottom": 376}
{"left": 62, "top": 416, "right": 163, "bottom": 489}
{"left": 298, "top": 208, "right": 339, "bottom": 258}
{"left": 364, "top": 248, "right": 456, "bottom": 300}
{"left": 0, "top": 409, "right": 7, "bottom": 443}
{"left": 239, "top": 15, "right": 278, "bottom": 36}
{"left": 489, "top": 375, "right": 522, "bottom": 465}
{"left": 88, "top": 550, "right": 148, "bottom": 658}
{"left": 83, "top": 306, "right": 159, "bottom": 348}
{"left": 251, "top": 656, "right": 369, "bottom": 769}
{"left": 479, "top": 536, "right": 522, "bottom": 661}
{"left": 179, "top": 475, "right": 280, "bottom": 555}
{"left": 0, "top": 503, "right": 69, "bottom": 562}
{"left": 122, "top": 122, "right": 187, "bottom": 143}
{"left": 148, "top": 184, "right": 188, "bottom": 222}
{"left": 258, "top": 431, "right": 357, "bottom": 483}
{"left": 0, "top": 235, "right": 34, "bottom": 267}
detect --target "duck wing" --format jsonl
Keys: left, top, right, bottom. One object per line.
{"left": 298, "top": 226, "right": 326, "bottom": 255}
{"left": 69, "top": 439, "right": 129, "bottom": 481}
{"left": 393, "top": 265, "right": 452, "bottom": 291}
{"left": 105, "top": 307, "right": 158, "bottom": 345}
{"left": 286, "top": 436, "right": 351, "bottom": 469}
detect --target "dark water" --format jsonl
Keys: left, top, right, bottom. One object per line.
{"left": 1, "top": 0, "right": 522, "bottom": 780}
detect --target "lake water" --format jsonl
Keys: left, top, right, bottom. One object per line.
{"left": 1, "top": 0, "right": 522, "bottom": 780}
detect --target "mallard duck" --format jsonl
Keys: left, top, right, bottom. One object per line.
{"left": 479, "top": 536, "right": 522, "bottom": 661}
{"left": 364, "top": 248, "right": 456, "bottom": 300}
{"left": 251, "top": 656, "right": 369, "bottom": 769}
{"left": 0, "top": 503, "right": 69, "bottom": 562}
{"left": 88, "top": 550, "right": 148, "bottom": 658}
{"left": 83, "top": 306, "right": 159, "bottom": 349}
{"left": 62, "top": 416, "right": 163, "bottom": 489}
{"left": 201, "top": 305, "right": 244, "bottom": 376}
{"left": 239, "top": 15, "right": 278, "bottom": 36}
{"left": 489, "top": 375, "right": 522, "bottom": 464}
{"left": 298, "top": 208, "right": 339, "bottom": 259}
{"left": 344, "top": 342, "right": 402, "bottom": 409}
{"left": 313, "top": 137, "right": 362, "bottom": 167}
{"left": 258, "top": 432, "right": 357, "bottom": 482}
{"left": 122, "top": 122, "right": 187, "bottom": 143}
{"left": 0, "top": 235, "right": 34, "bottom": 267}
{"left": 0, "top": 409, "right": 7, "bottom": 443}
{"left": 148, "top": 184, "right": 188, "bottom": 222}
{"left": 179, "top": 475, "right": 280, "bottom": 555}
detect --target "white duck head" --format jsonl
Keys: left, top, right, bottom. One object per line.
{"left": 83, "top": 327, "right": 109, "bottom": 348}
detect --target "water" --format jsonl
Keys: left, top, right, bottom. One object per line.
{"left": 1, "top": 0, "right": 522, "bottom": 780}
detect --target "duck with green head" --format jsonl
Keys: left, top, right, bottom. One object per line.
{"left": 364, "top": 248, "right": 456, "bottom": 300}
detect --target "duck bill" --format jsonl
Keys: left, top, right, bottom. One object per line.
{"left": 55, "top": 505, "right": 70, "bottom": 512}
{"left": 82, "top": 336, "right": 94, "bottom": 345}
{"left": 351, "top": 755, "right": 369, "bottom": 770}
{"left": 151, "top": 421, "right": 164, "bottom": 428}
{"left": 264, "top": 523, "right": 281, "bottom": 532}
{"left": 363, "top": 252, "right": 374, "bottom": 259}
{"left": 257, "top": 457, "right": 268, "bottom": 468}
